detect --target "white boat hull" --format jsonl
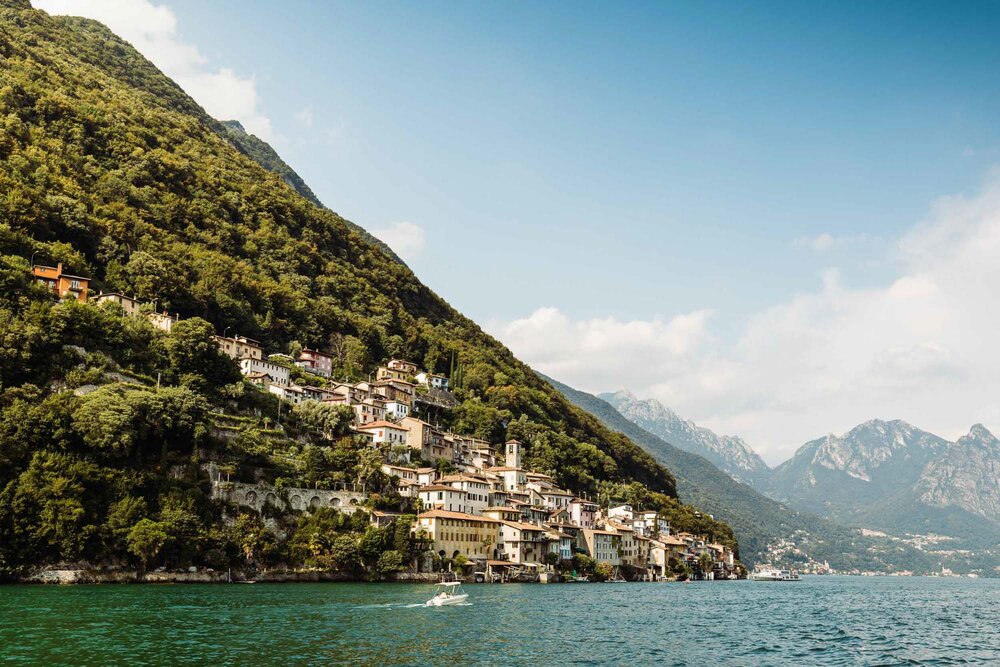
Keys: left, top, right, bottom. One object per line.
{"left": 426, "top": 593, "right": 468, "bottom": 606}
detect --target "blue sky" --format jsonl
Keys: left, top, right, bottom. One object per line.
{"left": 161, "top": 0, "right": 999, "bottom": 322}
{"left": 34, "top": 1, "right": 1000, "bottom": 461}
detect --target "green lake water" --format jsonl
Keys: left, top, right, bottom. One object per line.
{"left": 2, "top": 576, "right": 998, "bottom": 665}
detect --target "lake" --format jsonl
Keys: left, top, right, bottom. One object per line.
{"left": 2, "top": 576, "right": 998, "bottom": 665}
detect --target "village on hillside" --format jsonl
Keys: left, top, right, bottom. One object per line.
{"left": 31, "top": 264, "right": 740, "bottom": 582}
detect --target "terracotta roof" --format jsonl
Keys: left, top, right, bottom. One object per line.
{"left": 418, "top": 509, "right": 499, "bottom": 522}
{"left": 440, "top": 474, "right": 490, "bottom": 484}
{"left": 500, "top": 520, "right": 545, "bottom": 532}
{"left": 355, "top": 420, "right": 407, "bottom": 430}
{"left": 487, "top": 466, "right": 523, "bottom": 472}
{"left": 418, "top": 485, "right": 467, "bottom": 494}
{"left": 483, "top": 506, "right": 520, "bottom": 514}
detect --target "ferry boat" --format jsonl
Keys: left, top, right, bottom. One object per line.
{"left": 750, "top": 565, "right": 801, "bottom": 581}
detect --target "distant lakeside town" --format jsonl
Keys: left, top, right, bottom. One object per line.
{"left": 24, "top": 265, "right": 739, "bottom": 584}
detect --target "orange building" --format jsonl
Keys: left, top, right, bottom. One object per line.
{"left": 32, "top": 263, "right": 89, "bottom": 302}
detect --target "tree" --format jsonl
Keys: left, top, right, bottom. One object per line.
{"left": 698, "top": 552, "right": 714, "bottom": 579}
{"left": 294, "top": 401, "right": 354, "bottom": 442}
{"left": 543, "top": 551, "right": 559, "bottom": 571}
{"left": 163, "top": 318, "right": 240, "bottom": 393}
{"left": 375, "top": 550, "right": 404, "bottom": 578}
{"left": 105, "top": 496, "right": 148, "bottom": 548}
{"left": 230, "top": 513, "right": 276, "bottom": 567}
{"left": 127, "top": 518, "right": 168, "bottom": 576}
{"left": 593, "top": 561, "right": 614, "bottom": 582}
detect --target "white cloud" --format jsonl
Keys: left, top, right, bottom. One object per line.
{"left": 33, "top": 0, "right": 273, "bottom": 139}
{"left": 793, "top": 231, "right": 872, "bottom": 251}
{"left": 493, "top": 169, "right": 1000, "bottom": 464}
{"left": 371, "top": 222, "right": 426, "bottom": 262}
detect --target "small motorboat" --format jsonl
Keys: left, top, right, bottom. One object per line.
{"left": 425, "top": 581, "right": 469, "bottom": 606}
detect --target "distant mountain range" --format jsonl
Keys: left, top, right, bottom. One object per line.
{"left": 601, "top": 390, "right": 770, "bottom": 486}
{"left": 769, "top": 419, "right": 1000, "bottom": 547}
{"left": 561, "top": 383, "right": 1000, "bottom": 573}
{"left": 542, "top": 374, "right": 971, "bottom": 573}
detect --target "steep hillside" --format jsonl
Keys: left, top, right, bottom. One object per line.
{"left": 602, "top": 389, "right": 770, "bottom": 486}
{"left": 218, "top": 120, "right": 404, "bottom": 265}
{"left": 0, "top": 1, "right": 742, "bottom": 574}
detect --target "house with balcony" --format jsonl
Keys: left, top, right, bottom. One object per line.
{"left": 497, "top": 520, "right": 547, "bottom": 565}
{"left": 296, "top": 348, "right": 333, "bottom": 378}
{"left": 375, "top": 365, "right": 411, "bottom": 382}
{"left": 217, "top": 335, "right": 264, "bottom": 361}
{"left": 386, "top": 359, "right": 418, "bottom": 374}
{"left": 401, "top": 417, "right": 453, "bottom": 462}
{"left": 371, "top": 379, "right": 414, "bottom": 406}
{"left": 545, "top": 528, "right": 574, "bottom": 561}
{"left": 569, "top": 498, "right": 598, "bottom": 529}
{"left": 351, "top": 398, "right": 386, "bottom": 426}
{"left": 32, "top": 263, "right": 89, "bottom": 302}
{"left": 487, "top": 466, "right": 527, "bottom": 493}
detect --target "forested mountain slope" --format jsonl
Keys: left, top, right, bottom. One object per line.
{"left": 218, "top": 120, "right": 404, "bottom": 265}
{"left": 0, "top": 0, "right": 737, "bottom": 574}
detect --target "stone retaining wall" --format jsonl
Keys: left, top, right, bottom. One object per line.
{"left": 210, "top": 480, "right": 367, "bottom": 514}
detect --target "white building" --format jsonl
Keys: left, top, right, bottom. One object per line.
{"left": 440, "top": 474, "right": 491, "bottom": 516}
{"left": 242, "top": 357, "right": 290, "bottom": 386}
{"left": 268, "top": 383, "right": 304, "bottom": 405}
{"left": 356, "top": 421, "right": 408, "bottom": 446}
{"left": 607, "top": 504, "right": 635, "bottom": 522}
{"left": 418, "top": 484, "right": 470, "bottom": 514}
{"left": 382, "top": 399, "right": 410, "bottom": 420}
{"left": 414, "top": 371, "right": 449, "bottom": 390}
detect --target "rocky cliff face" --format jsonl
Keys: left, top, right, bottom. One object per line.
{"left": 782, "top": 419, "right": 949, "bottom": 486}
{"left": 917, "top": 425, "right": 1000, "bottom": 523}
{"left": 601, "top": 390, "right": 770, "bottom": 484}
{"left": 769, "top": 419, "right": 1000, "bottom": 546}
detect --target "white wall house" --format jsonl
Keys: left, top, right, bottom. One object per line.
{"left": 241, "top": 357, "right": 290, "bottom": 386}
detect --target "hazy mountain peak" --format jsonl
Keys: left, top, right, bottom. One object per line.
{"left": 600, "top": 390, "right": 770, "bottom": 483}
{"left": 966, "top": 423, "right": 998, "bottom": 442}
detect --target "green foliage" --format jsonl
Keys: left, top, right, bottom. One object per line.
{"left": 230, "top": 513, "right": 278, "bottom": 567}
{"left": 72, "top": 384, "right": 208, "bottom": 463}
{"left": 127, "top": 518, "right": 168, "bottom": 572}
{"left": 593, "top": 561, "right": 614, "bottom": 582}
{"left": 163, "top": 318, "right": 241, "bottom": 394}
